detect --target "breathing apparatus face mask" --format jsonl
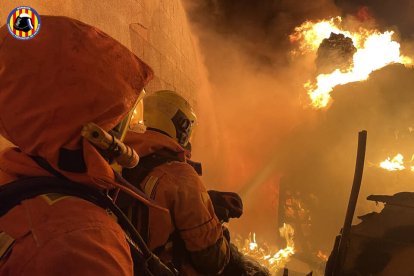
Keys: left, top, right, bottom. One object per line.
{"left": 128, "top": 96, "right": 147, "bottom": 134}
{"left": 110, "top": 89, "right": 147, "bottom": 140}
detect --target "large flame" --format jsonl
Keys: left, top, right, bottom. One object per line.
{"left": 379, "top": 153, "right": 405, "bottom": 171}
{"left": 236, "top": 223, "right": 295, "bottom": 273}
{"left": 290, "top": 17, "right": 412, "bottom": 109}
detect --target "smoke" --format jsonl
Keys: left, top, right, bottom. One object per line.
{"left": 184, "top": 0, "right": 414, "bottom": 261}
{"left": 336, "top": 0, "right": 414, "bottom": 39}
{"left": 183, "top": 0, "right": 339, "bottom": 244}
{"left": 184, "top": 0, "right": 339, "bottom": 69}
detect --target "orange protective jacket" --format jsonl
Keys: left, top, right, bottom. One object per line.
{"left": 0, "top": 16, "right": 153, "bottom": 275}
{"left": 124, "top": 130, "right": 230, "bottom": 275}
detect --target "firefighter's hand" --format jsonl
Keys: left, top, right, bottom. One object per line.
{"left": 208, "top": 190, "right": 243, "bottom": 222}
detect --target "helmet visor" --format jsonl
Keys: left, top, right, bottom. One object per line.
{"left": 110, "top": 89, "right": 146, "bottom": 140}
{"left": 129, "top": 97, "right": 146, "bottom": 133}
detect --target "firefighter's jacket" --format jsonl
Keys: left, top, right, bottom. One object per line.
{"left": 124, "top": 130, "right": 231, "bottom": 275}
{"left": 0, "top": 16, "right": 153, "bottom": 275}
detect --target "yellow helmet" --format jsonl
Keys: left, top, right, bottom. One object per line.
{"left": 143, "top": 90, "right": 196, "bottom": 147}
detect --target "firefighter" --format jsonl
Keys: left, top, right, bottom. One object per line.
{"left": 0, "top": 16, "right": 156, "bottom": 275}
{"left": 121, "top": 90, "right": 231, "bottom": 275}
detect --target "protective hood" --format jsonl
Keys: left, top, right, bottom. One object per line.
{"left": 0, "top": 16, "right": 153, "bottom": 189}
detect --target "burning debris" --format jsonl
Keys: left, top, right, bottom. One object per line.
{"left": 328, "top": 192, "right": 414, "bottom": 275}
{"left": 290, "top": 17, "right": 412, "bottom": 109}
{"left": 279, "top": 188, "right": 313, "bottom": 255}
{"left": 235, "top": 223, "right": 295, "bottom": 275}
{"left": 184, "top": 1, "right": 414, "bottom": 274}
{"left": 316, "top": 32, "right": 356, "bottom": 74}
{"left": 275, "top": 63, "right": 414, "bottom": 268}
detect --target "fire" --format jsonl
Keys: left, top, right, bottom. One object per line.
{"left": 379, "top": 153, "right": 405, "bottom": 171}
{"left": 290, "top": 17, "right": 412, "bottom": 109}
{"left": 236, "top": 223, "right": 295, "bottom": 273}
{"left": 290, "top": 17, "right": 356, "bottom": 53}
{"left": 317, "top": 250, "right": 328, "bottom": 262}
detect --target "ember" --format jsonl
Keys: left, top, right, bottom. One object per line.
{"left": 290, "top": 17, "right": 412, "bottom": 109}
{"left": 317, "top": 250, "right": 328, "bottom": 262}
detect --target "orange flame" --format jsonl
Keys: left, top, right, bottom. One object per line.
{"left": 379, "top": 153, "right": 405, "bottom": 171}
{"left": 236, "top": 223, "right": 295, "bottom": 273}
{"left": 290, "top": 17, "right": 412, "bottom": 109}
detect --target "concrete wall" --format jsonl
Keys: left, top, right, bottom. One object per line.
{"left": 0, "top": 0, "right": 201, "bottom": 148}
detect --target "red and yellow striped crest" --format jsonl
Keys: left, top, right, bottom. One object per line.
{"left": 7, "top": 6, "right": 41, "bottom": 40}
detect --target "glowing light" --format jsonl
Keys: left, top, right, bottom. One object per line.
{"left": 380, "top": 153, "right": 405, "bottom": 171}
{"left": 249, "top": 233, "right": 258, "bottom": 251}
{"left": 291, "top": 17, "right": 412, "bottom": 109}
{"left": 236, "top": 223, "right": 295, "bottom": 274}
{"left": 317, "top": 250, "right": 328, "bottom": 262}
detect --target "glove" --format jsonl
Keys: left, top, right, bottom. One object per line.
{"left": 208, "top": 190, "right": 243, "bottom": 222}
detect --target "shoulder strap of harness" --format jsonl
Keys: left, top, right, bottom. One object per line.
{"left": 119, "top": 149, "right": 182, "bottom": 244}
{"left": 122, "top": 149, "right": 182, "bottom": 186}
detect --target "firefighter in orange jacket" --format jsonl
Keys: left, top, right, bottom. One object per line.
{"left": 0, "top": 16, "right": 156, "bottom": 275}
{"left": 121, "top": 90, "right": 231, "bottom": 275}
